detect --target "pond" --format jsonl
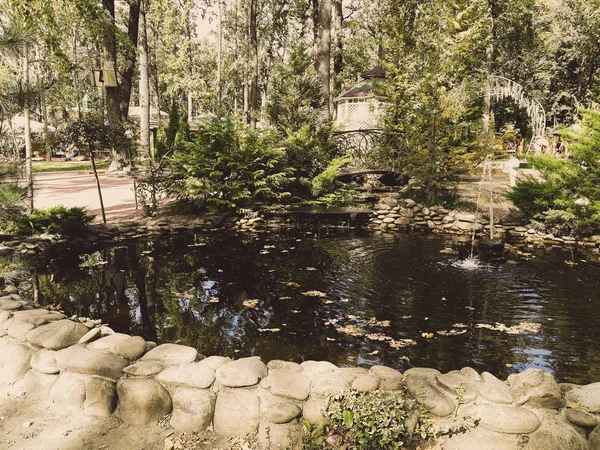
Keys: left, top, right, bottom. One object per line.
{"left": 34, "top": 230, "right": 600, "bottom": 384}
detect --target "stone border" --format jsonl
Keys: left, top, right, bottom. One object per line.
{"left": 1, "top": 276, "right": 600, "bottom": 449}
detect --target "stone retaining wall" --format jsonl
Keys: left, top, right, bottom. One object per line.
{"left": 2, "top": 278, "right": 600, "bottom": 449}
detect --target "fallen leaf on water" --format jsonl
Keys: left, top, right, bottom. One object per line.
{"left": 280, "top": 250, "right": 289, "bottom": 253}
{"left": 400, "top": 315, "right": 412, "bottom": 320}
{"left": 422, "top": 332, "right": 434, "bottom": 339}
{"left": 465, "top": 306, "right": 475, "bottom": 311}
{"left": 366, "top": 333, "right": 392, "bottom": 341}
{"left": 327, "top": 338, "right": 336, "bottom": 341}
{"left": 323, "top": 300, "right": 333, "bottom": 305}
{"left": 258, "top": 328, "right": 281, "bottom": 333}
{"left": 389, "top": 339, "right": 417, "bottom": 349}
{"left": 278, "top": 296, "right": 291, "bottom": 301}
{"left": 453, "top": 323, "right": 468, "bottom": 328}
{"left": 367, "top": 318, "right": 391, "bottom": 327}
{"left": 324, "top": 318, "right": 340, "bottom": 326}
{"left": 475, "top": 322, "right": 541, "bottom": 334}
{"left": 306, "top": 267, "right": 317, "bottom": 271}
{"left": 564, "top": 260, "right": 577, "bottom": 266}
{"left": 242, "top": 299, "right": 259, "bottom": 309}
{"left": 208, "top": 297, "right": 220, "bottom": 303}
{"left": 340, "top": 298, "right": 350, "bottom": 303}
{"left": 302, "top": 290, "right": 327, "bottom": 297}
{"left": 441, "top": 297, "right": 447, "bottom": 301}
{"left": 259, "top": 250, "right": 270, "bottom": 255}
{"left": 366, "top": 350, "right": 379, "bottom": 355}
{"left": 400, "top": 356, "right": 410, "bottom": 361}
{"left": 437, "top": 329, "right": 467, "bottom": 336}
{"left": 263, "top": 245, "right": 275, "bottom": 249}
{"left": 291, "top": 309, "right": 301, "bottom": 314}
{"left": 285, "top": 282, "right": 301, "bottom": 288}
{"left": 337, "top": 324, "right": 366, "bottom": 337}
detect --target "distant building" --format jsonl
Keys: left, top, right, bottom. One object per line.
{"left": 334, "top": 67, "right": 386, "bottom": 131}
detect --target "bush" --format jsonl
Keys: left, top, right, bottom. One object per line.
{"left": 310, "top": 156, "right": 351, "bottom": 196}
{"left": 168, "top": 117, "right": 295, "bottom": 211}
{"left": 320, "top": 390, "right": 435, "bottom": 449}
{"left": 11, "top": 206, "right": 94, "bottom": 236}
{"left": 505, "top": 179, "right": 566, "bottom": 219}
{"left": 0, "top": 161, "right": 26, "bottom": 229}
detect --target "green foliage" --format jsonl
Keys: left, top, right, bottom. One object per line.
{"left": 0, "top": 161, "right": 26, "bottom": 228}
{"left": 58, "top": 114, "right": 129, "bottom": 152}
{"left": 310, "top": 156, "right": 351, "bottom": 197}
{"left": 168, "top": 117, "right": 295, "bottom": 211}
{"left": 319, "top": 389, "right": 436, "bottom": 449}
{"left": 507, "top": 107, "right": 600, "bottom": 236}
{"left": 10, "top": 206, "right": 94, "bottom": 236}
{"left": 266, "top": 43, "right": 337, "bottom": 189}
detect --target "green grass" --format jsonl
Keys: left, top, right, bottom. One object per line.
{"left": 32, "top": 160, "right": 111, "bottom": 173}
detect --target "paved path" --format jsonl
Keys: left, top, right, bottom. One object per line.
{"left": 33, "top": 171, "right": 142, "bottom": 221}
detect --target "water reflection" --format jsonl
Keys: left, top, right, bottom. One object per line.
{"left": 35, "top": 231, "right": 600, "bottom": 384}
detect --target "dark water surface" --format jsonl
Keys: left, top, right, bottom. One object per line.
{"left": 36, "top": 231, "right": 600, "bottom": 384}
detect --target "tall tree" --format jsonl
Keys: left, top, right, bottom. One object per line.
{"left": 314, "top": 0, "right": 332, "bottom": 118}
{"left": 139, "top": 0, "right": 151, "bottom": 159}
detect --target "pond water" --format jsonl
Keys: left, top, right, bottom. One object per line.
{"left": 35, "top": 231, "right": 600, "bottom": 384}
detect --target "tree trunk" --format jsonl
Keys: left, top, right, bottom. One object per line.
{"left": 249, "top": 0, "right": 259, "bottom": 130}
{"left": 139, "top": 0, "right": 151, "bottom": 160}
{"left": 483, "top": 2, "right": 494, "bottom": 135}
{"left": 120, "top": 0, "right": 141, "bottom": 121}
{"left": 332, "top": 0, "right": 343, "bottom": 113}
{"left": 102, "top": 0, "right": 121, "bottom": 126}
{"left": 22, "top": 47, "right": 33, "bottom": 213}
{"left": 315, "top": 0, "right": 332, "bottom": 119}
{"left": 216, "top": 0, "right": 223, "bottom": 112}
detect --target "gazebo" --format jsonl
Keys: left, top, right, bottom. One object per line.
{"left": 334, "top": 67, "right": 386, "bottom": 131}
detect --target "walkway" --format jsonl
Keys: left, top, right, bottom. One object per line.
{"left": 32, "top": 171, "right": 142, "bottom": 221}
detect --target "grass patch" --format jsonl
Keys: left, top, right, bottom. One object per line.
{"left": 32, "top": 160, "right": 111, "bottom": 173}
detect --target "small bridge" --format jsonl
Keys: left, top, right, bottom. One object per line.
{"left": 331, "top": 129, "right": 404, "bottom": 170}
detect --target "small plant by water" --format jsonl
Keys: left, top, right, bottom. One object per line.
{"left": 303, "top": 389, "right": 437, "bottom": 449}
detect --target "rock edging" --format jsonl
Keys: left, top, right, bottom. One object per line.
{"left": 1, "top": 290, "right": 600, "bottom": 449}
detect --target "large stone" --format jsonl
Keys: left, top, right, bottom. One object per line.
{"left": 565, "top": 408, "right": 597, "bottom": 428}
{"left": 12, "top": 309, "right": 65, "bottom": 325}
{"left": 479, "top": 372, "right": 513, "bottom": 404}
{"left": 463, "top": 404, "right": 540, "bottom": 434}
{"left": 55, "top": 345, "right": 129, "bottom": 379}
{"left": 49, "top": 372, "right": 87, "bottom": 408}
{"left": 0, "top": 298, "right": 28, "bottom": 311}
{"left": 88, "top": 333, "right": 146, "bottom": 360}
{"left": 258, "top": 420, "right": 303, "bottom": 449}
{"left": 352, "top": 375, "right": 380, "bottom": 392}
{"left": 7, "top": 320, "right": 36, "bottom": 341}
{"left": 591, "top": 425, "right": 600, "bottom": 450}
{"left": 117, "top": 378, "right": 172, "bottom": 425}
{"left": 404, "top": 369, "right": 455, "bottom": 417}
{"left": 442, "top": 428, "right": 521, "bottom": 450}
{"left": 26, "top": 319, "right": 89, "bottom": 350}
{"left": 300, "top": 361, "right": 337, "bottom": 381}
{"left": 566, "top": 383, "right": 600, "bottom": 413}
{"left": 84, "top": 377, "right": 116, "bottom": 417}
{"left": 311, "top": 373, "right": 353, "bottom": 396}
{"left": 23, "top": 369, "right": 58, "bottom": 398}
{"left": 258, "top": 390, "right": 302, "bottom": 424}
{"left": 456, "top": 213, "right": 477, "bottom": 223}
{"left": 369, "top": 366, "right": 404, "bottom": 391}
{"left": 216, "top": 356, "right": 268, "bottom": 388}
{"left": 123, "top": 360, "right": 164, "bottom": 377}
{"left": 140, "top": 343, "right": 198, "bottom": 365}
{"left": 436, "top": 372, "right": 479, "bottom": 404}
{"left": 30, "top": 349, "right": 59, "bottom": 374}
{"left": 170, "top": 387, "right": 216, "bottom": 432}
{"left": 197, "top": 355, "right": 231, "bottom": 371}
{"left": 78, "top": 327, "right": 101, "bottom": 345}
{"left": 156, "top": 363, "right": 216, "bottom": 389}
{"left": 303, "top": 397, "right": 329, "bottom": 427}
{"left": 0, "top": 336, "right": 35, "bottom": 384}
{"left": 508, "top": 368, "right": 564, "bottom": 408}
{"left": 525, "top": 415, "right": 589, "bottom": 450}
{"left": 260, "top": 369, "right": 311, "bottom": 401}
{"left": 267, "top": 360, "right": 303, "bottom": 373}
{"left": 214, "top": 388, "right": 260, "bottom": 436}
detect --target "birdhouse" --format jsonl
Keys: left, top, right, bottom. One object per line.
{"left": 90, "top": 69, "right": 118, "bottom": 87}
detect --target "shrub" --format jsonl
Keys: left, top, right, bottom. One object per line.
{"left": 11, "top": 206, "right": 94, "bottom": 236}
{"left": 168, "top": 117, "right": 295, "bottom": 211}
{"left": 322, "top": 390, "right": 436, "bottom": 449}
{"left": 310, "top": 156, "right": 351, "bottom": 196}
{"left": 0, "top": 161, "right": 26, "bottom": 229}
{"left": 505, "top": 179, "right": 566, "bottom": 219}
